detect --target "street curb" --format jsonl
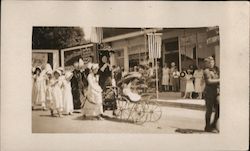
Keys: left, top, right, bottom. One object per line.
{"left": 153, "top": 99, "right": 205, "bottom": 111}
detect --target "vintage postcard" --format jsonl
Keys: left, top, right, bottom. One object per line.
{"left": 1, "top": 1, "right": 249, "bottom": 151}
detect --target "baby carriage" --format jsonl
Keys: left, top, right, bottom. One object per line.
{"left": 102, "top": 84, "right": 118, "bottom": 115}
{"left": 115, "top": 72, "right": 162, "bottom": 124}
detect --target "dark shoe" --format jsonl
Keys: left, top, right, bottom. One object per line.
{"left": 96, "top": 116, "right": 104, "bottom": 120}
{"left": 112, "top": 110, "right": 118, "bottom": 116}
{"left": 204, "top": 126, "right": 212, "bottom": 132}
{"left": 50, "top": 110, "right": 54, "bottom": 116}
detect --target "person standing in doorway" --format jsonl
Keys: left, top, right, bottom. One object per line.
{"left": 183, "top": 69, "right": 194, "bottom": 99}
{"left": 169, "top": 62, "right": 176, "bottom": 91}
{"left": 172, "top": 67, "right": 180, "bottom": 92}
{"left": 162, "top": 63, "right": 170, "bottom": 92}
{"left": 203, "top": 56, "right": 220, "bottom": 132}
{"left": 193, "top": 66, "right": 205, "bottom": 99}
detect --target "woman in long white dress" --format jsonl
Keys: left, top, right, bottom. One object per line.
{"left": 62, "top": 71, "right": 74, "bottom": 115}
{"left": 82, "top": 63, "right": 103, "bottom": 120}
{"left": 183, "top": 70, "right": 195, "bottom": 99}
{"left": 162, "top": 63, "right": 170, "bottom": 92}
{"left": 45, "top": 70, "right": 54, "bottom": 115}
{"left": 32, "top": 67, "right": 47, "bottom": 110}
{"left": 193, "top": 68, "right": 205, "bottom": 99}
{"left": 51, "top": 70, "right": 63, "bottom": 117}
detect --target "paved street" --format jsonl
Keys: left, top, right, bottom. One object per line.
{"left": 32, "top": 103, "right": 207, "bottom": 133}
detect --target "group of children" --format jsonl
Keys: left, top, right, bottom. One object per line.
{"left": 32, "top": 64, "right": 74, "bottom": 117}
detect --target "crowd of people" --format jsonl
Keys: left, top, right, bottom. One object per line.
{"left": 32, "top": 55, "right": 219, "bottom": 131}
{"left": 32, "top": 55, "right": 137, "bottom": 120}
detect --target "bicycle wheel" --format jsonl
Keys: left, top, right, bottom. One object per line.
{"left": 116, "top": 97, "right": 130, "bottom": 120}
{"left": 130, "top": 102, "right": 148, "bottom": 124}
{"left": 146, "top": 101, "right": 162, "bottom": 122}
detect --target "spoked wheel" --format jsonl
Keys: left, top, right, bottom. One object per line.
{"left": 130, "top": 102, "right": 147, "bottom": 125}
{"left": 116, "top": 97, "right": 130, "bottom": 120}
{"left": 145, "top": 101, "right": 162, "bottom": 122}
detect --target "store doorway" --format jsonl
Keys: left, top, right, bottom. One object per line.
{"left": 163, "top": 37, "right": 179, "bottom": 69}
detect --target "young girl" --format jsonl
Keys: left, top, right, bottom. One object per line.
{"left": 183, "top": 70, "right": 195, "bottom": 99}
{"left": 62, "top": 71, "right": 74, "bottom": 115}
{"left": 45, "top": 70, "right": 54, "bottom": 115}
{"left": 193, "top": 67, "right": 205, "bottom": 99}
{"left": 51, "top": 70, "right": 63, "bottom": 117}
{"left": 32, "top": 67, "right": 46, "bottom": 110}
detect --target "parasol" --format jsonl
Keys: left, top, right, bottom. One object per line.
{"left": 117, "top": 72, "right": 142, "bottom": 85}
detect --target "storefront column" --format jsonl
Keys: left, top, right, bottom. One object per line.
{"left": 123, "top": 46, "right": 129, "bottom": 72}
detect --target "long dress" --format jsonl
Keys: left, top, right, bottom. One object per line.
{"left": 185, "top": 74, "right": 195, "bottom": 92}
{"left": 193, "top": 70, "right": 205, "bottom": 93}
{"left": 71, "top": 69, "right": 84, "bottom": 109}
{"left": 51, "top": 78, "right": 63, "bottom": 111}
{"left": 32, "top": 74, "right": 46, "bottom": 107}
{"left": 169, "top": 67, "right": 175, "bottom": 86}
{"left": 162, "top": 67, "right": 170, "bottom": 85}
{"left": 82, "top": 73, "right": 103, "bottom": 117}
{"left": 62, "top": 80, "right": 74, "bottom": 114}
{"left": 45, "top": 78, "right": 54, "bottom": 109}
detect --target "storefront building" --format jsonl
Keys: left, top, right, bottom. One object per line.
{"left": 102, "top": 28, "right": 220, "bottom": 72}
{"left": 32, "top": 27, "right": 220, "bottom": 73}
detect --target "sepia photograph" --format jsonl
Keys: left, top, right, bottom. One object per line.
{"left": 1, "top": 1, "right": 249, "bottom": 151}
{"left": 32, "top": 26, "right": 220, "bottom": 133}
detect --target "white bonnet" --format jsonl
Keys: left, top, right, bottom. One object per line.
{"left": 65, "top": 71, "right": 73, "bottom": 80}
{"left": 91, "top": 63, "right": 99, "bottom": 70}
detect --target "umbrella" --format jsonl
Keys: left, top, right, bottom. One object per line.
{"left": 117, "top": 72, "right": 142, "bottom": 85}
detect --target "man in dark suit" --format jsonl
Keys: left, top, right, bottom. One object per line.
{"left": 71, "top": 61, "right": 84, "bottom": 110}
{"left": 203, "top": 56, "right": 220, "bottom": 132}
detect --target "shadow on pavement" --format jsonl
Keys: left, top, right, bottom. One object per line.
{"left": 101, "top": 115, "right": 136, "bottom": 124}
{"left": 72, "top": 114, "right": 137, "bottom": 125}
{"left": 156, "top": 101, "right": 205, "bottom": 111}
{"left": 175, "top": 128, "right": 218, "bottom": 134}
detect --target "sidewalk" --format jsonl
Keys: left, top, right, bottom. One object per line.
{"left": 153, "top": 92, "right": 205, "bottom": 111}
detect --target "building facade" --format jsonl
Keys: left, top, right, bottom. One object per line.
{"left": 103, "top": 28, "right": 220, "bottom": 72}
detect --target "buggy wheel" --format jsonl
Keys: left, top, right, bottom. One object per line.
{"left": 146, "top": 101, "right": 162, "bottom": 122}
{"left": 130, "top": 102, "right": 147, "bottom": 124}
{"left": 116, "top": 98, "right": 130, "bottom": 120}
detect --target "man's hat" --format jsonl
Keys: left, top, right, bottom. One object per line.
{"left": 204, "top": 56, "right": 214, "bottom": 62}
